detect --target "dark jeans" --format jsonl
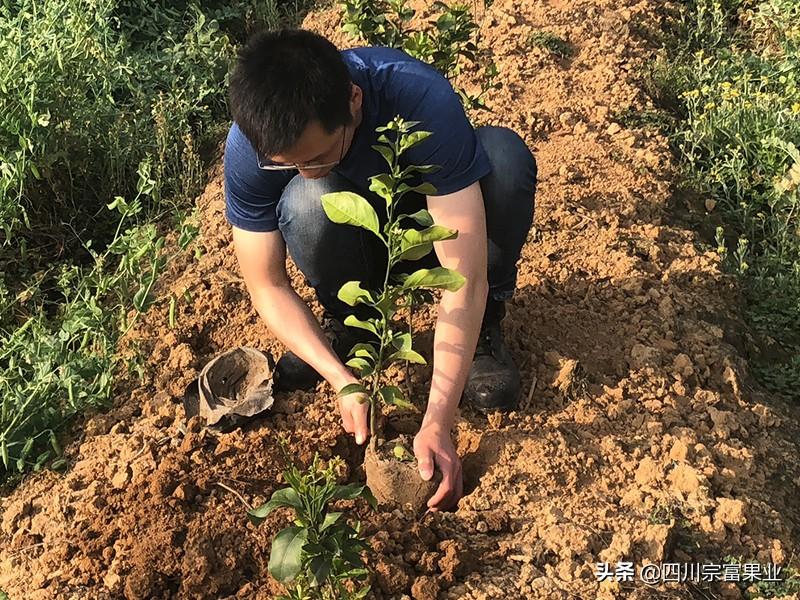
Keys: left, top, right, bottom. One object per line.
{"left": 276, "top": 126, "right": 537, "bottom": 319}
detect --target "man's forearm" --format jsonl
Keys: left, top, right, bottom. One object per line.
{"left": 424, "top": 279, "right": 488, "bottom": 430}
{"left": 251, "top": 284, "right": 356, "bottom": 392}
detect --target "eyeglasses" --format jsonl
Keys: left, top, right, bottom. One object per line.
{"left": 257, "top": 125, "right": 348, "bottom": 171}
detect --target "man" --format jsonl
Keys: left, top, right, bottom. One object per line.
{"left": 224, "top": 29, "right": 536, "bottom": 510}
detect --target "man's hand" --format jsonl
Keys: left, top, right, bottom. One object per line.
{"left": 414, "top": 422, "right": 463, "bottom": 511}
{"left": 339, "top": 390, "right": 369, "bottom": 445}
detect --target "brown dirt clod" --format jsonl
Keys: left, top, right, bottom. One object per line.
{"left": 364, "top": 436, "right": 441, "bottom": 513}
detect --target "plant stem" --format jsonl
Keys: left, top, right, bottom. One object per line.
{"left": 367, "top": 128, "right": 404, "bottom": 450}
{"left": 406, "top": 297, "right": 413, "bottom": 400}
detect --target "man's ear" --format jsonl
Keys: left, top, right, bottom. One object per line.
{"left": 349, "top": 83, "right": 363, "bottom": 116}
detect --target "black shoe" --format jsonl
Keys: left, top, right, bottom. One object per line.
{"left": 463, "top": 299, "right": 521, "bottom": 413}
{"left": 274, "top": 312, "right": 370, "bottom": 392}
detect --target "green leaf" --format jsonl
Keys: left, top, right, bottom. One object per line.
{"left": 247, "top": 488, "right": 302, "bottom": 525}
{"left": 332, "top": 482, "right": 375, "bottom": 507}
{"left": 49, "top": 431, "right": 62, "bottom": 457}
{"left": 397, "top": 182, "right": 438, "bottom": 197}
{"left": 388, "top": 349, "right": 427, "bottom": 365}
{"left": 321, "top": 511, "right": 343, "bottom": 531}
{"left": 400, "top": 164, "right": 441, "bottom": 178}
{"left": 309, "top": 554, "right": 332, "bottom": 587}
{"left": 374, "top": 295, "right": 398, "bottom": 320}
{"left": 337, "top": 281, "right": 375, "bottom": 306}
{"left": 321, "top": 192, "right": 381, "bottom": 237}
{"left": 345, "top": 357, "right": 373, "bottom": 376}
{"left": 268, "top": 526, "right": 308, "bottom": 582}
{"left": 399, "top": 130, "right": 433, "bottom": 153}
{"left": 401, "top": 209, "right": 434, "bottom": 227}
{"left": 391, "top": 332, "right": 412, "bottom": 351}
{"left": 362, "top": 486, "right": 378, "bottom": 509}
{"left": 402, "top": 267, "right": 466, "bottom": 292}
{"left": 368, "top": 173, "right": 394, "bottom": 206}
{"left": 341, "top": 547, "right": 366, "bottom": 568}
{"left": 378, "top": 385, "right": 415, "bottom": 410}
{"left": 338, "top": 382, "right": 368, "bottom": 397}
{"left": 371, "top": 144, "right": 395, "bottom": 168}
{"left": 397, "top": 240, "right": 432, "bottom": 262}
{"left": 133, "top": 286, "right": 154, "bottom": 313}
{"left": 398, "top": 226, "right": 458, "bottom": 260}
{"left": 343, "top": 315, "right": 379, "bottom": 336}
{"left": 348, "top": 343, "right": 378, "bottom": 359}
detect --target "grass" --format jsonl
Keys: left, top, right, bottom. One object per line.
{"left": 633, "top": 0, "right": 800, "bottom": 401}
{"left": 0, "top": 0, "right": 307, "bottom": 482}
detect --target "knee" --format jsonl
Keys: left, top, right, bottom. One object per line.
{"left": 276, "top": 173, "right": 344, "bottom": 232}
{"left": 477, "top": 126, "right": 537, "bottom": 196}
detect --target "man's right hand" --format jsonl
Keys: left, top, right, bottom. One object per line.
{"left": 232, "top": 227, "right": 372, "bottom": 445}
{"left": 339, "top": 390, "right": 369, "bottom": 445}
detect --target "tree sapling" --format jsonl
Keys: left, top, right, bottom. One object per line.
{"left": 321, "top": 116, "right": 465, "bottom": 511}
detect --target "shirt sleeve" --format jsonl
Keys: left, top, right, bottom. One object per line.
{"left": 394, "top": 65, "right": 491, "bottom": 196}
{"left": 223, "top": 124, "right": 293, "bottom": 232}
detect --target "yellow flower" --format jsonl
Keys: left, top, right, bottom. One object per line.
{"left": 704, "top": 102, "right": 717, "bottom": 110}
{"left": 792, "top": 103, "right": 800, "bottom": 114}
{"left": 720, "top": 81, "right": 732, "bottom": 90}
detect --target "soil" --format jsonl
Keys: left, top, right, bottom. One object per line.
{"left": 364, "top": 435, "right": 440, "bottom": 513}
{"left": 2, "top": 0, "right": 800, "bottom": 599}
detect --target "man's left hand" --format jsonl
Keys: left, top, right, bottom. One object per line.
{"left": 413, "top": 422, "right": 463, "bottom": 511}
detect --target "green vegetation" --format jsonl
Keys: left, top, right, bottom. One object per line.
{"left": 0, "top": 0, "right": 305, "bottom": 481}
{"left": 643, "top": 0, "right": 800, "bottom": 399}
{"left": 748, "top": 566, "right": 800, "bottom": 599}
{"left": 722, "top": 556, "right": 800, "bottom": 598}
{"left": 339, "top": 0, "right": 501, "bottom": 111}
{"left": 526, "top": 30, "right": 573, "bottom": 59}
{"left": 322, "top": 117, "right": 465, "bottom": 447}
{"left": 247, "top": 454, "right": 375, "bottom": 600}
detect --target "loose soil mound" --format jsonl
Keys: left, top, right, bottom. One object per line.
{"left": 2, "top": 0, "right": 799, "bottom": 599}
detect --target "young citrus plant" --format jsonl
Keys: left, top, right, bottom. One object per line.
{"left": 248, "top": 454, "right": 375, "bottom": 600}
{"left": 322, "top": 116, "right": 465, "bottom": 449}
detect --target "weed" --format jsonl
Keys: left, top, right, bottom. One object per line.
{"left": 0, "top": 165, "right": 199, "bottom": 475}
{"left": 747, "top": 565, "right": 800, "bottom": 598}
{"left": 647, "top": 500, "right": 678, "bottom": 525}
{"left": 721, "top": 556, "right": 800, "bottom": 599}
{"left": 648, "top": 0, "right": 800, "bottom": 399}
{"left": 0, "top": 0, "right": 296, "bottom": 482}
{"left": 611, "top": 106, "right": 674, "bottom": 131}
{"left": 526, "top": 31, "right": 572, "bottom": 58}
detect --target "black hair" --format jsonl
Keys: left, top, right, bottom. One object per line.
{"left": 229, "top": 29, "right": 353, "bottom": 158}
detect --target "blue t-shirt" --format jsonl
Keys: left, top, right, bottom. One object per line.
{"left": 224, "top": 47, "right": 491, "bottom": 232}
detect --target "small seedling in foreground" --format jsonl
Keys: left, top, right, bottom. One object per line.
{"left": 248, "top": 454, "right": 375, "bottom": 600}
